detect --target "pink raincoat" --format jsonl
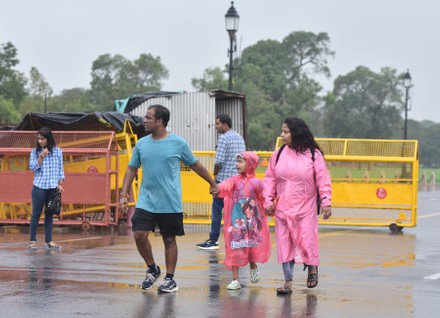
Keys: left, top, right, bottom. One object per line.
{"left": 263, "top": 146, "right": 331, "bottom": 266}
{"left": 218, "top": 152, "right": 271, "bottom": 270}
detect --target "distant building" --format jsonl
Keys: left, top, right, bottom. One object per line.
{"left": 115, "top": 90, "right": 247, "bottom": 151}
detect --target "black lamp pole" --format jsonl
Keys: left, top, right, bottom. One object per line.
{"left": 403, "top": 70, "right": 412, "bottom": 139}
{"left": 225, "top": 2, "right": 239, "bottom": 91}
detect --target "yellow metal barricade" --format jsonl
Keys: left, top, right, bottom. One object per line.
{"left": 182, "top": 138, "right": 418, "bottom": 233}
{"left": 276, "top": 137, "right": 418, "bottom": 232}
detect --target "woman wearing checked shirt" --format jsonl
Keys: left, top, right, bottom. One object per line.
{"left": 28, "top": 127, "right": 65, "bottom": 250}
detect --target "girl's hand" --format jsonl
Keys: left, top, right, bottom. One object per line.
{"left": 210, "top": 184, "right": 220, "bottom": 196}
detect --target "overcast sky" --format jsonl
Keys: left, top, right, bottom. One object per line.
{"left": 1, "top": 0, "right": 439, "bottom": 122}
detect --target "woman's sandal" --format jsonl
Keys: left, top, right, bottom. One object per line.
{"left": 304, "top": 264, "right": 318, "bottom": 288}
{"left": 276, "top": 281, "right": 293, "bottom": 295}
{"left": 29, "top": 241, "right": 37, "bottom": 250}
{"left": 45, "top": 241, "right": 61, "bottom": 249}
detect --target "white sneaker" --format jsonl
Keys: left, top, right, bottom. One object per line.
{"left": 227, "top": 280, "right": 241, "bottom": 290}
{"left": 249, "top": 266, "right": 260, "bottom": 283}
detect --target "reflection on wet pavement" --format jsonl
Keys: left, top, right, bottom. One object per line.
{"left": 1, "top": 192, "right": 440, "bottom": 317}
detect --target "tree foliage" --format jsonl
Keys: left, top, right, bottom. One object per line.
{"left": 0, "top": 95, "right": 21, "bottom": 124}
{"left": 323, "top": 66, "right": 403, "bottom": 138}
{"left": 50, "top": 88, "right": 99, "bottom": 113}
{"left": 28, "top": 67, "right": 53, "bottom": 97}
{"left": 89, "top": 53, "right": 169, "bottom": 111}
{"left": 2, "top": 40, "right": 440, "bottom": 167}
{"left": 409, "top": 120, "right": 440, "bottom": 167}
{"left": 221, "top": 31, "right": 334, "bottom": 150}
{"left": 0, "top": 42, "right": 27, "bottom": 106}
{"left": 191, "top": 31, "right": 335, "bottom": 150}
{"left": 191, "top": 67, "right": 228, "bottom": 91}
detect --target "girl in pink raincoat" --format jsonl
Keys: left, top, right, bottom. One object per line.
{"left": 217, "top": 151, "right": 271, "bottom": 290}
{"left": 263, "top": 118, "right": 332, "bottom": 294}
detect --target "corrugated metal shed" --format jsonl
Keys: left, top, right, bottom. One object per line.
{"left": 126, "top": 90, "right": 246, "bottom": 151}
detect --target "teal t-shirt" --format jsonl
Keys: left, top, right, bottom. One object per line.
{"left": 129, "top": 133, "right": 197, "bottom": 213}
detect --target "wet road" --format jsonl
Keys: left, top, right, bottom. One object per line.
{"left": 1, "top": 191, "right": 440, "bottom": 317}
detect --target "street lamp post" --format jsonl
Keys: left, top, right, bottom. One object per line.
{"left": 225, "top": 1, "right": 239, "bottom": 91}
{"left": 403, "top": 70, "right": 412, "bottom": 139}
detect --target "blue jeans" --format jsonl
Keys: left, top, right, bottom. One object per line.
{"left": 282, "top": 260, "right": 295, "bottom": 281}
{"left": 30, "top": 186, "right": 57, "bottom": 242}
{"left": 209, "top": 195, "right": 224, "bottom": 242}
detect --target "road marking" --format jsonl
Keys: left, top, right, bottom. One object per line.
{"left": 320, "top": 231, "right": 353, "bottom": 238}
{"left": 418, "top": 212, "right": 440, "bottom": 219}
{"left": 424, "top": 273, "right": 440, "bottom": 280}
{"left": 57, "top": 237, "right": 103, "bottom": 243}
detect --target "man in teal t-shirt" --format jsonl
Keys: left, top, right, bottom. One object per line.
{"left": 119, "top": 104, "right": 218, "bottom": 293}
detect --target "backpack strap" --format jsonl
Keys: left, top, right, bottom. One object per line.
{"left": 275, "top": 144, "right": 286, "bottom": 165}
{"left": 277, "top": 144, "right": 317, "bottom": 164}
{"left": 276, "top": 144, "right": 321, "bottom": 214}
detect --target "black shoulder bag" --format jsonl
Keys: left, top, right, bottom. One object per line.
{"left": 47, "top": 190, "right": 62, "bottom": 215}
{"left": 275, "top": 144, "right": 321, "bottom": 215}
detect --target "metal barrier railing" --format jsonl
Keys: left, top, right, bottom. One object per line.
{"left": 1, "top": 132, "right": 418, "bottom": 233}
{"left": 182, "top": 138, "right": 418, "bottom": 233}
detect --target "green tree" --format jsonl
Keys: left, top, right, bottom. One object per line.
{"left": 51, "top": 88, "right": 99, "bottom": 113}
{"left": 0, "top": 42, "right": 27, "bottom": 109}
{"left": 408, "top": 120, "right": 440, "bottom": 167}
{"left": 18, "top": 67, "right": 55, "bottom": 115}
{"left": 89, "top": 53, "right": 169, "bottom": 111}
{"left": 235, "top": 61, "right": 282, "bottom": 150}
{"left": 191, "top": 67, "right": 228, "bottom": 91}
{"left": 193, "top": 31, "right": 334, "bottom": 150}
{"left": 237, "top": 39, "right": 287, "bottom": 102}
{"left": 28, "top": 67, "right": 53, "bottom": 97}
{"left": 0, "top": 96, "right": 21, "bottom": 124}
{"left": 239, "top": 32, "right": 333, "bottom": 149}
{"left": 323, "top": 66, "right": 403, "bottom": 138}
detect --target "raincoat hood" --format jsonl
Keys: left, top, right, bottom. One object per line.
{"left": 239, "top": 151, "right": 259, "bottom": 178}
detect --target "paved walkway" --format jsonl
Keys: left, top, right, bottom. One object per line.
{"left": 1, "top": 191, "right": 440, "bottom": 317}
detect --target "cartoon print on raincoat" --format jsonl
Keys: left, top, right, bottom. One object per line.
{"left": 229, "top": 197, "right": 263, "bottom": 248}
{"left": 217, "top": 151, "right": 271, "bottom": 269}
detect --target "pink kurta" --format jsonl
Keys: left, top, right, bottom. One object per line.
{"left": 263, "top": 146, "right": 331, "bottom": 266}
{"left": 218, "top": 152, "right": 271, "bottom": 270}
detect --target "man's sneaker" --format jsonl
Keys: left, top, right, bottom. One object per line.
{"left": 141, "top": 266, "right": 161, "bottom": 290}
{"left": 227, "top": 279, "right": 241, "bottom": 290}
{"left": 196, "top": 239, "right": 219, "bottom": 250}
{"left": 158, "top": 278, "right": 178, "bottom": 293}
{"left": 249, "top": 266, "right": 260, "bottom": 283}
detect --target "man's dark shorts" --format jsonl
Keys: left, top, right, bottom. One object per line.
{"left": 131, "top": 208, "right": 185, "bottom": 237}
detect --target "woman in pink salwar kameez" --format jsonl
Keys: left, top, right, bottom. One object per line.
{"left": 217, "top": 151, "right": 271, "bottom": 290}
{"left": 263, "top": 117, "right": 332, "bottom": 294}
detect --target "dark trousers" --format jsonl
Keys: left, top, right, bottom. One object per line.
{"left": 209, "top": 195, "right": 224, "bottom": 242}
{"left": 29, "top": 186, "right": 57, "bottom": 242}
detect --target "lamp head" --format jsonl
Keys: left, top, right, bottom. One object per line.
{"left": 403, "top": 70, "right": 412, "bottom": 88}
{"left": 225, "top": 1, "right": 240, "bottom": 33}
